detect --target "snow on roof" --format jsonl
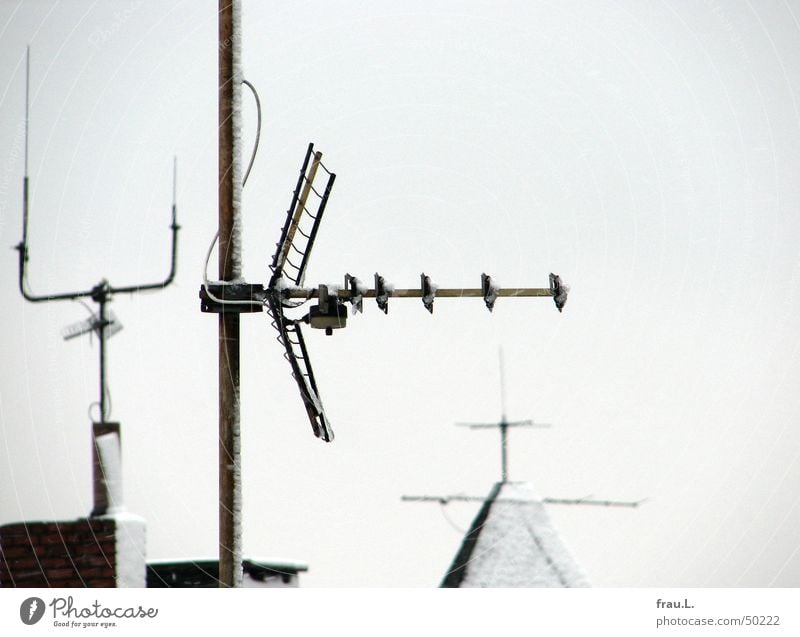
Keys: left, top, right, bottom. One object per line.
{"left": 145, "top": 557, "right": 308, "bottom": 588}
{"left": 441, "top": 482, "right": 590, "bottom": 588}
{"left": 146, "top": 557, "right": 308, "bottom": 572}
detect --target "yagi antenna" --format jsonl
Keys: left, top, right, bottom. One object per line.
{"left": 16, "top": 46, "right": 180, "bottom": 424}
{"left": 200, "top": 142, "right": 570, "bottom": 443}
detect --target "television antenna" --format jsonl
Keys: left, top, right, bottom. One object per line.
{"left": 205, "top": 0, "right": 567, "bottom": 586}
{"left": 455, "top": 348, "right": 553, "bottom": 483}
{"left": 15, "top": 47, "right": 179, "bottom": 514}
{"left": 199, "top": 144, "right": 570, "bottom": 443}
{"left": 402, "top": 350, "right": 643, "bottom": 508}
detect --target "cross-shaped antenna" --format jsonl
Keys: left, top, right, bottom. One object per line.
{"left": 200, "top": 143, "right": 569, "bottom": 443}
{"left": 16, "top": 47, "right": 180, "bottom": 425}
{"left": 403, "top": 350, "right": 644, "bottom": 508}
{"left": 456, "top": 349, "right": 551, "bottom": 482}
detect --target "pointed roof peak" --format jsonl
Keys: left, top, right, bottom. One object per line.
{"left": 441, "top": 481, "right": 590, "bottom": 588}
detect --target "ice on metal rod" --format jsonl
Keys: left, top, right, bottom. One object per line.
{"left": 549, "top": 273, "right": 569, "bottom": 312}
{"left": 345, "top": 273, "right": 366, "bottom": 314}
{"left": 421, "top": 273, "right": 437, "bottom": 313}
{"left": 375, "top": 273, "right": 392, "bottom": 314}
{"left": 228, "top": 0, "right": 244, "bottom": 280}
{"left": 481, "top": 273, "right": 500, "bottom": 312}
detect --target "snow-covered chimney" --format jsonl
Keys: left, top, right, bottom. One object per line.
{"left": 91, "top": 421, "right": 123, "bottom": 516}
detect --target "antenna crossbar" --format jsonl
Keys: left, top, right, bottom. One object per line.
{"left": 542, "top": 497, "right": 643, "bottom": 508}
{"left": 401, "top": 494, "right": 642, "bottom": 508}
{"left": 456, "top": 420, "right": 551, "bottom": 429}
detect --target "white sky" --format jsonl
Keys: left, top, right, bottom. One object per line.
{"left": 1, "top": 0, "right": 799, "bottom": 587}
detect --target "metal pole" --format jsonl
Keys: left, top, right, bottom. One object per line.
{"left": 92, "top": 282, "right": 109, "bottom": 518}
{"left": 218, "top": 0, "right": 242, "bottom": 588}
{"left": 499, "top": 348, "right": 507, "bottom": 482}
{"left": 500, "top": 423, "right": 508, "bottom": 482}
{"left": 98, "top": 290, "right": 107, "bottom": 422}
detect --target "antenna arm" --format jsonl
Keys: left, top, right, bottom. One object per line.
{"left": 16, "top": 194, "right": 178, "bottom": 301}
{"left": 110, "top": 161, "right": 180, "bottom": 295}
{"left": 16, "top": 48, "right": 94, "bottom": 303}
{"left": 543, "top": 497, "right": 643, "bottom": 508}
{"left": 17, "top": 268, "right": 97, "bottom": 303}
{"left": 16, "top": 177, "right": 98, "bottom": 303}
{"left": 110, "top": 217, "right": 179, "bottom": 294}
{"left": 18, "top": 43, "right": 178, "bottom": 301}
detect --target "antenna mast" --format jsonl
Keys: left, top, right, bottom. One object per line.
{"left": 200, "top": 4, "right": 569, "bottom": 589}
{"left": 217, "top": 0, "right": 244, "bottom": 589}
{"left": 15, "top": 46, "right": 180, "bottom": 514}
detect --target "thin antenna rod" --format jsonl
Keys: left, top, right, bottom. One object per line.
{"left": 20, "top": 46, "right": 30, "bottom": 277}
{"left": 500, "top": 423, "right": 508, "bottom": 482}
{"left": 20, "top": 47, "right": 30, "bottom": 297}
{"left": 499, "top": 348, "right": 508, "bottom": 481}
{"left": 24, "top": 45, "right": 29, "bottom": 178}
{"left": 499, "top": 347, "right": 507, "bottom": 422}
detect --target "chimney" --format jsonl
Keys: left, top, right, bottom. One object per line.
{"left": 91, "top": 421, "right": 123, "bottom": 516}
{"left": 0, "top": 420, "right": 147, "bottom": 587}
{"left": 88, "top": 419, "right": 147, "bottom": 588}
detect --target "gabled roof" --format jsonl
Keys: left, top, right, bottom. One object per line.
{"left": 441, "top": 482, "right": 590, "bottom": 588}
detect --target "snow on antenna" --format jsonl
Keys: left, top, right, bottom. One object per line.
{"left": 15, "top": 46, "right": 180, "bottom": 514}
{"left": 199, "top": 143, "right": 570, "bottom": 443}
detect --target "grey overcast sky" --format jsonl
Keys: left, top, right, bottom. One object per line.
{"left": 1, "top": 0, "right": 799, "bottom": 587}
